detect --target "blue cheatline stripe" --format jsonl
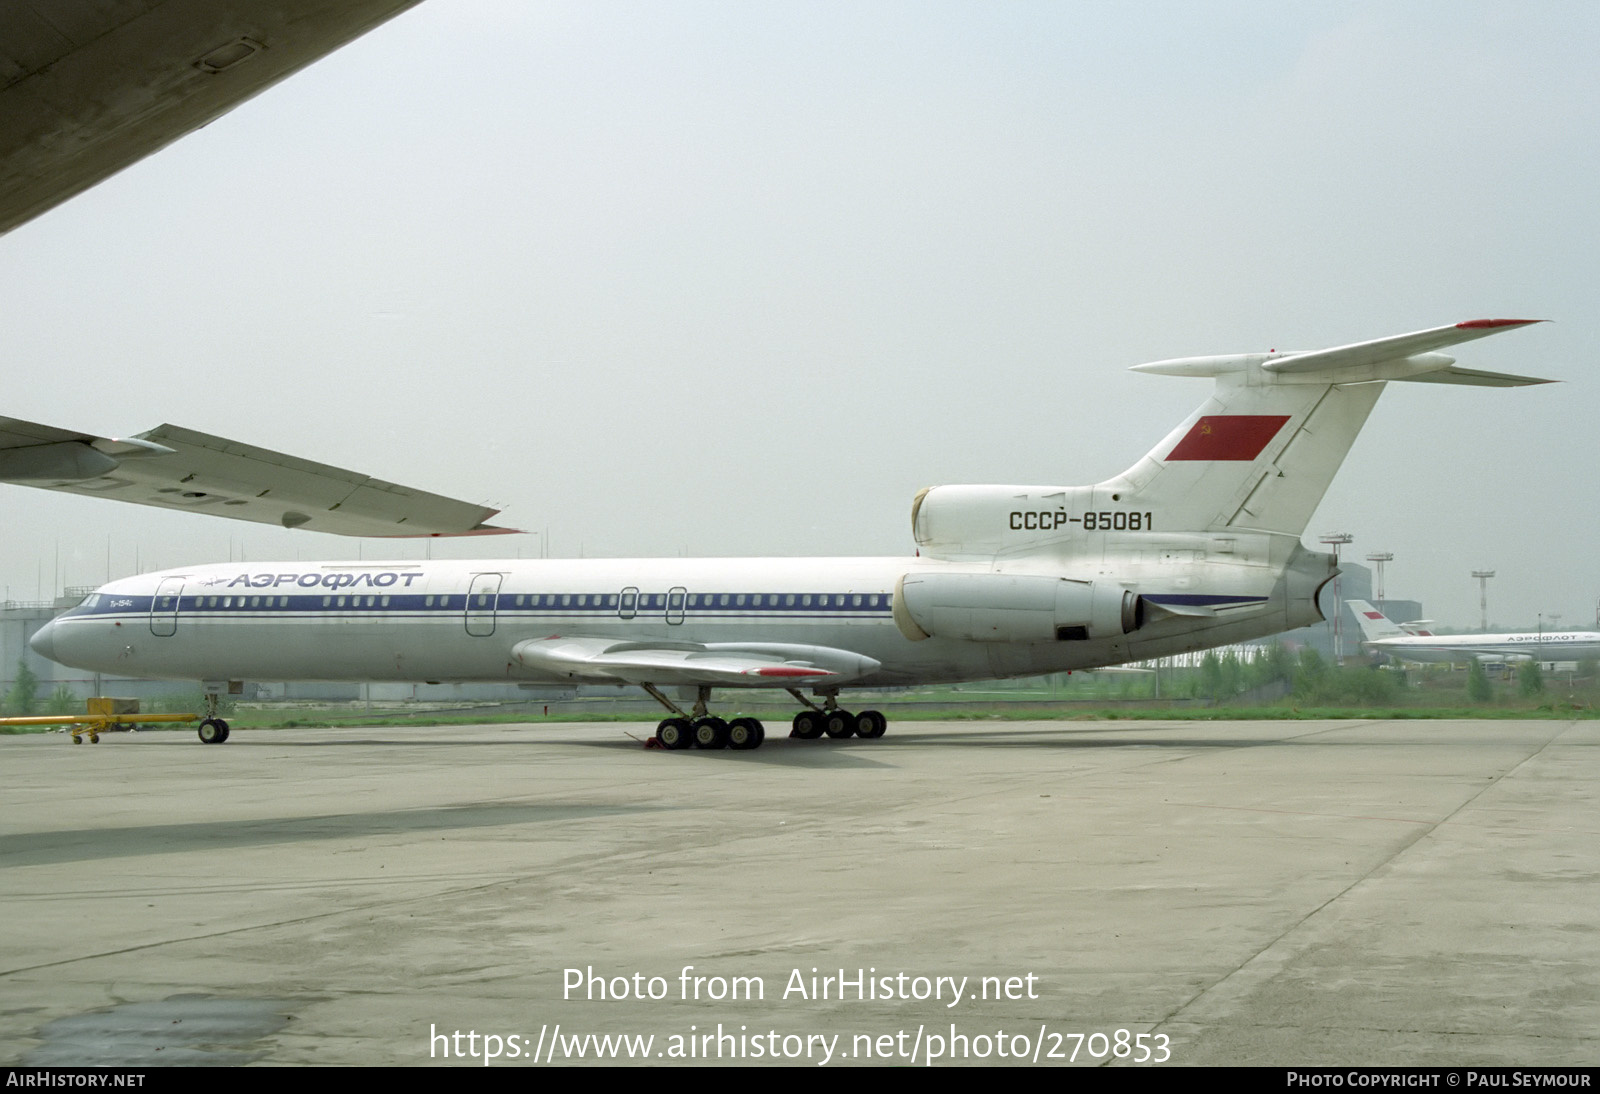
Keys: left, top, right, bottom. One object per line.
{"left": 1141, "top": 594, "right": 1267, "bottom": 607}
{"left": 72, "top": 591, "right": 902, "bottom": 619}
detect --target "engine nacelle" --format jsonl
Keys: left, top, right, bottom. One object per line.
{"left": 894, "top": 572, "right": 1142, "bottom": 643}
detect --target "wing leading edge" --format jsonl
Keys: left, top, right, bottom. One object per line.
{"left": 0, "top": 415, "right": 513, "bottom": 538}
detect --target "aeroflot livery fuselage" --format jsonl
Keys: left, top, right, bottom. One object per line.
{"left": 30, "top": 553, "right": 1303, "bottom": 689}
{"left": 1348, "top": 600, "right": 1600, "bottom": 665}
{"left": 31, "top": 320, "right": 1554, "bottom": 749}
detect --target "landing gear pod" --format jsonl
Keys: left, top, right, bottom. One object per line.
{"left": 894, "top": 573, "right": 1141, "bottom": 643}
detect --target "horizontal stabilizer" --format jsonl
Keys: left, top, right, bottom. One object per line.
{"left": 1400, "top": 365, "right": 1554, "bottom": 387}
{"left": 1259, "top": 319, "right": 1547, "bottom": 376}
{"left": 1133, "top": 320, "right": 1553, "bottom": 385}
{"left": 0, "top": 416, "right": 514, "bottom": 538}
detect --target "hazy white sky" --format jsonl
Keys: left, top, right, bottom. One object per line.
{"left": 3, "top": 0, "right": 1596, "bottom": 629}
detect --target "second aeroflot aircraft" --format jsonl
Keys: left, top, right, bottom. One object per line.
{"left": 1348, "top": 599, "right": 1600, "bottom": 666}
{"left": 31, "top": 320, "right": 1552, "bottom": 750}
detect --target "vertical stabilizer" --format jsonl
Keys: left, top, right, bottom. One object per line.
{"left": 1105, "top": 320, "right": 1549, "bottom": 537}
{"left": 1347, "top": 600, "right": 1406, "bottom": 642}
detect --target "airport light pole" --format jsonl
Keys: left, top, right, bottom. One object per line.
{"left": 1320, "top": 532, "right": 1354, "bottom": 661}
{"left": 1366, "top": 552, "right": 1394, "bottom": 614}
{"left": 1472, "top": 570, "right": 1496, "bottom": 632}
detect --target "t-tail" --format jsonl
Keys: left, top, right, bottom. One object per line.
{"left": 1107, "top": 319, "right": 1551, "bottom": 536}
{"left": 901, "top": 320, "right": 1550, "bottom": 659}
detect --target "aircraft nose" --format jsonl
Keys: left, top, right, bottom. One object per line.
{"left": 29, "top": 619, "right": 58, "bottom": 662}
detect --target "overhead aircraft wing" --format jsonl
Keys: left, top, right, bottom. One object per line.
{"left": 1, "top": 0, "right": 424, "bottom": 236}
{"left": 514, "top": 637, "right": 882, "bottom": 687}
{"left": 0, "top": 415, "right": 513, "bottom": 537}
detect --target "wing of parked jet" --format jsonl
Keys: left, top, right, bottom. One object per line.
{"left": 1, "top": 0, "right": 425, "bottom": 236}
{"left": 0, "top": 415, "right": 513, "bottom": 537}
{"left": 513, "top": 637, "right": 882, "bottom": 687}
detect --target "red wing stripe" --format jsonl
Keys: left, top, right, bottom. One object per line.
{"left": 1165, "top": 415, "right": 1290, "bottom": 462}
{"left": 750, "top": 666, "right": 834, "bottom": 677}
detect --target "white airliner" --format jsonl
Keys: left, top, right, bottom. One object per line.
{"left": 1349, "top": 599, "right": 1600, "bottom": 665}
{"left": 29, "top": 319, "right": 1551, "bottom": 749}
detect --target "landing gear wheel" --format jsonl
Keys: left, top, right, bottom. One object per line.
{"left": 791, "top": 710, "right": 825, "bottom": 739}
{"left": 656, "top": 717, "right": 693, "bottom": 750}
{"left": 692, "top": 717, "right": 730, "bottom": 750}
{"left": 198, "top": 718, "right": 230, "bottom": 744}
{"left": 727, "top": 717, "right": 765, "bottom": 750}
{"left": 855, "top": 710, "right": 888, "bottom": 739}
{"left": 823, "top": 710, "right": 857, "bottom": 738}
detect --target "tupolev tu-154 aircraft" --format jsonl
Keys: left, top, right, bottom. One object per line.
{"left": 1348, "top": 599, "right": 1600, "bottom": 666}
{"left": 29, "top": 319, "right": 1551, "bottom": 750}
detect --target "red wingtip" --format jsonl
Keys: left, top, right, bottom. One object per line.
{"left": 1455, "top": 319, "right": 1545, "bottom": 329}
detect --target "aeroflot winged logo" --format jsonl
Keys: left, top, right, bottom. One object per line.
{"left": 1165, "top": 415, "right": 1290, "bottom": 461}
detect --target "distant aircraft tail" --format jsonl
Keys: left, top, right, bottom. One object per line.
{"left": 1101, "top": 320, "right": 1551, "bottom": 537}
{"left": 1347, "top": 600, "right": 1406, "bottom": 642}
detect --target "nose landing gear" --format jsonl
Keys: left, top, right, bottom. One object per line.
{"left": 197, "top": 691, "right": 229, "bottom": 744}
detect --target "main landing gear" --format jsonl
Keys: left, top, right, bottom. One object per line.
{"left": 787, "top": 690, "right": 887, "bottom": 741}
{"left": 644, "top": 685, "right": 888, "bottom": 752}
{"left": 197, "top": 691, "right": 229, "bottom": 744}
